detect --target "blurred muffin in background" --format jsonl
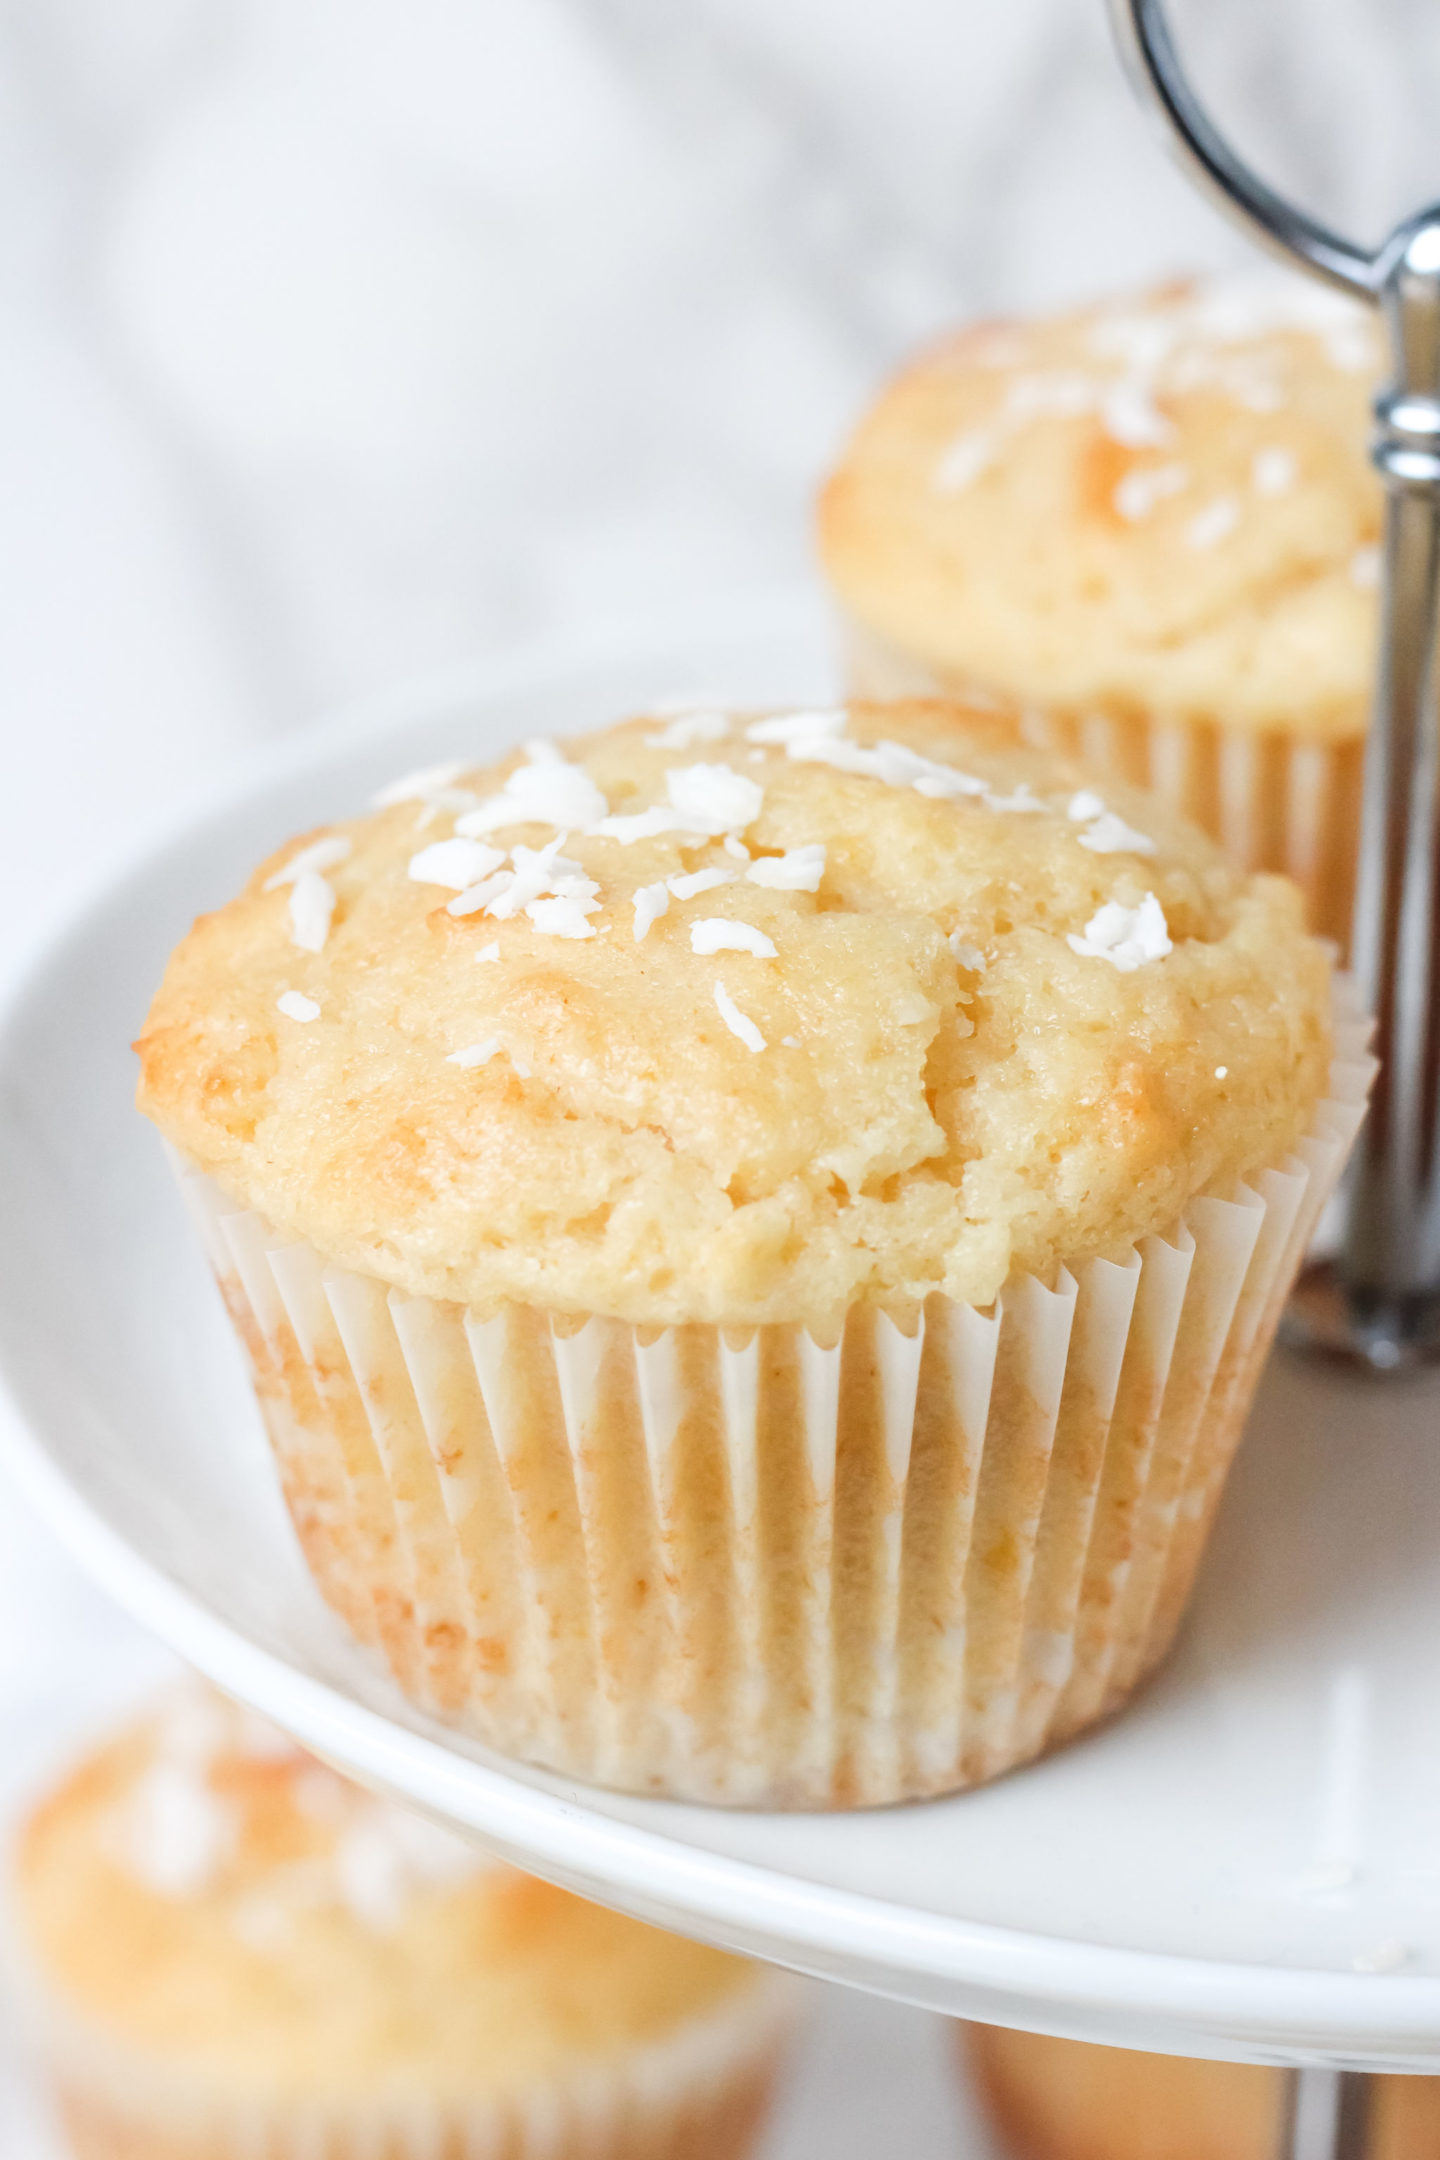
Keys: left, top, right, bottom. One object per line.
{"left": 9, "top": 1683, "right": 795, "bottom": 2160}
{"left": 819, "top": 277, "right": 1382, "bottom": 946}
{"left": 961, "top": 2022, "right": 1440, "bottom": 2160}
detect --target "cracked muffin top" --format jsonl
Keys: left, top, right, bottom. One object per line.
{"left": 819, "top": 276, "right": 1381, "bottom": 737}
{"left": 136, "top": 698, "right": 1332, "bottom": 1327}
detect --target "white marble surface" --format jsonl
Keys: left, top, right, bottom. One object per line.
{"left": 1, "top": 0, "right": 1437, "bottom": 2148}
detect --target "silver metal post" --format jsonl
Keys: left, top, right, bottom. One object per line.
{"left": 1278, "top": 2068, "right": 1375, "bottom": 2160}
{"left": 1330, "top": 218, "right": 1440, "bottom": 1361}
{"left": 1108, "top": 0, "right": 1440, "bottom": 1371}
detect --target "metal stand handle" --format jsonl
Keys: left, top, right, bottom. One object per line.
{"left": 1109, "top": 0, "right": 1440, "bottom": 1371}
{"left": 1278, "top": 2069, "right": 1374, "bottom": 2160}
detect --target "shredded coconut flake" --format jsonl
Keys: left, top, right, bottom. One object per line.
{"left": 668, "top": 866, "right": 734, "bottom": 900}
{"left": 373, "top": 759, "right": 467, "bottom": 808}
{"left": 714, "top": 980, "right": 766, "bottom": 1052}
{"left": 112, "top": 1685, "right": 493, "bottom": 1928}
{"left": 475, "top": 942, "right": 501, "bottom": 963}
{"left": 723, "top": 835, "right": 751, "bottom": 861}
{"left": 1252, "top": 446, "right": 1297, "bottom": 495}
{"left": 510, "top": 838, "right": 597, "bottom": 903}
{"left": 446, "top": 1038, "right": 501, "bottom": 1068}
{"left": 1067, "top": 894, "right": 1173, "bottom": 971}
{"left": 790, "top": 727, "right": 989, "bottom": 799}
{"left": 632, "top": 881, "right": 670, "bottom": 942}
{"left": 666, "top": 762, "right": 765, "bottom": 835}
{"left": 981, "top": 782, "right": 1046, "bottom": 815}
{"left": 781, "top": 1034, "right": 800, "bottom": 1048}
{"left": 514, "top": 834, "right": 585, "bottom": 880}
{"left": 1185, "top": 496, "right": 1240, "bottom": 549}
{"left": 276, "top": 990, "right": 320, "bottom": 1022}
{"left": 720, "top": 712, "right": 1056, "bottom": 828}
{"left": 526, "top": 894, "right": 598, "bottom": 938}
{"left": 447, "top": 871, "right": 513, "bottom": 917}
{"left": 746, "top": 844, "right": 826, "bottom": 892}
{"left": 1068, "top": 790, "right": 1106, "bottom": 822}
{"left": 448, "top": 835, "right": 601, "bottom": 931}
{"left": 932, "top": 429, "right": 995, "bottom": 492}
{"left": 408, "top": 837, "right": 506, "bottom": 890}
{"left": 1215, "top": 1066, "right": 1228, "bottom": 1079}
{"left": 691, "top": 919, "right": 777, "bottom": 958}
{"left": 263, "top": 835, "right": 352, "bottom": 890}
{"left": 334, "top": 1807, "right": 488, "bottom": 1933}
{"left": 457, "top": 751, "right": 607, "bottom": 835}
{"left": 647, "top": 709, "right": 729, "bottom": 749}
{"left": 588, "top": 804, "right": 696, "bottom": 843}
{"left": 1077, "top": 810, "right": 1155, "bottom": 856}
{"left": 745, "top": 709, "right": 848, "bottom": 747}
{"left": 121, "top": 1761, "right": 233, "bottom": 1897}
{"left": 757, "top": 713, "right": 1060, "bottom": 826}
{"left": 1101, "top": 376, "right": 1175, "bottom": 448}
{"left": 1113, "top": 461, "right": 1189, "bottom": 522}
{"left": 288, "top": 871, "right": 336, "bottom": 952}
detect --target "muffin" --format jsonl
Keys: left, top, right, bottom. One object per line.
{"left": 10, "top": 1683, "right": 795, "bottom": 2160}
{"left": 962, "top": 2023, "right": 1440, "bottom": 2160}
{"left": 819, "top": 276, "right": 1382, "bottom": 946}
{"left": 135, "top": 699, "right": 1369, "bottom": 1806}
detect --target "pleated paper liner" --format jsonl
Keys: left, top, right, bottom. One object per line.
{"left": 842, "top": 617, "right": 1365, "bottom": 953}
{"left": 19, "top": 1954, "right": 797, "bottom": 2160}
{"left": 170, "top": 988, "right": 1371, "bottom": 1810}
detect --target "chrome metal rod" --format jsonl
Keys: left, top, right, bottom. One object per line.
{"left": 1106, "top": 0, "right": 1440, "bottom": 1368}
{"left": 1343, "top": 216, "right": 1440, "bottom": 1346}
{"left": 1278, "top": 2068, "right": 1375, "bottom": 2160}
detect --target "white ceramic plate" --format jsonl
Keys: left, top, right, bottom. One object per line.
{"left": 2, "top": 595, "right": 1439, "bottom": 2069}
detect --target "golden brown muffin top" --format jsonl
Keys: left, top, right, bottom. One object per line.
{"left": 14, "top": 1687, "right": 760, "bottom": 2100}
{"left": 819, "top": 276, "right": 1381, "bottom": 737}
{"left": 136, "top": 700, "right": 1332, "bottom": 1327}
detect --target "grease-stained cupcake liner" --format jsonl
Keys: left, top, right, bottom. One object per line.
{"left": 22, "top": 1953, "right": 797, "bottom": 2160}
{"left": 842, "top": 619, "right": 1365, "bottom": 952}
{"left": 171, "top": 989, "right": 1370, "bottom": 1810}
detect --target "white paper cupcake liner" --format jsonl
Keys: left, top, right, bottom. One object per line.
{"left": 19, "top": 1951, "right": 798, "bottom": 2160}
{"left": 169, "top": 987, "right": 1370, "bottom": 1809}
{"left": 841, "top": 617, "right": 1366, "bottom": 951}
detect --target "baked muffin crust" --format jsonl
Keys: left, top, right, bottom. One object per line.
{"left": 136, "top": 700, "right": 1332, "bottom": 1327}
{"left": 819, "top": 277, "right": 1381, "bottom": 738}
{"left": 16, "top": 1691, "right": 755, "bottom": 2097}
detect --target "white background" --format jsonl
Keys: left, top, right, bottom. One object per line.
{"left": 1, "top": 0, "right": 1437, "bottom": 2148}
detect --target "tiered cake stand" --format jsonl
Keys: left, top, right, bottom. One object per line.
{"left": 1, "top": 8, "right": 1437, "bottom": 2156}
{"left": 0, "top": 600, "right": 1437, "bottom": 2160}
